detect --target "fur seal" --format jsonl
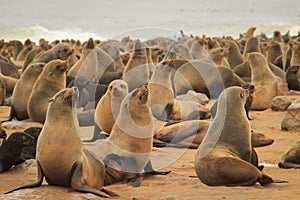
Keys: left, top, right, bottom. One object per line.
{"left": 267, "top": 41, "right": 282, "bottom": 64}
{"left": 95, "top": 79, "right": 129, "bottom": 134}
{"left": 90, "top": 85, "right": 170, "bottom": 186}
{"left": 174, "top": 61, "right": 244, "bottom": 98}
{"left": 248, "top": 52, "right": 277, "bottom": 110}
{"left": 0, "top": 78, "right": 5, "bottom": 106}
{"left": 27, "top": 60, "right": 67, "bottom": 123}
{"left": 223, "top": 40, "right": 244, "bottom": 69}
{"left": 194, "top": 86, "right": 274, "bottom": 186}
{"left": 290, "top": 39, "right": 300, "bottom": 78}
{"left": 33, "top": 42, "right": 74, "bottom": 63}
{"left": 0, "top": 131, "right": 34, "bottom": 173}
{"left": 68, "top": 38, "right": 95, "bottom": 77}
{"left": 123, "top": 40, "right": 149, "bottom": 91}
{"left": 278, "top": 140, "right": 300, "bottom": 168}
{"left": 243, "top": 36, "right": 260, "bottom": 58}
{"left": 243, "top": 27, "right": 256, "bottom": 39}
{"left": 4, "top": 87, "right": 117, "bottom": 197}
{"left": 232, "top": 60, "right": 251, "bottom": 82}
{"left": 286, "top": 66, "right": 300, "bottom": 91}
{"left": 0, "top": 72, "right": 18, "bottom": 96}
{"left": 0, "top": 60, "right": 20, "bottom": 79}
{"left": 209, "top": 47, "right": 230, "bottom": 67}
{"left": 10, "top": 62, "right": 45, "bottom": 120}
{"left": 148, "top": 59, "right": 175, "bottom": 120}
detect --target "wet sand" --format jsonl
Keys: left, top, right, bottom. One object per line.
{"left": 0, "top": 94, "right": 300, "bottom": 199}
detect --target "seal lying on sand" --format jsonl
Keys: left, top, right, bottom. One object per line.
{"left": 4, "top": 87, "right": 117, "bottom": 198}
{"left": 278, "top": 140, "right": 300, "bottom": 168}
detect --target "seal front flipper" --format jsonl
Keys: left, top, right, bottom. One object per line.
{"left": 82, "top": 125, "right": 108, "bottom": 142}
{"left": 143, "top": 160, "right": 171, "bottom": 175}
{"left": 70, "top": 162, "right": 113, "bottom": 198}
{"left": 4, "top": 161, "right": 44, "bottom": 194}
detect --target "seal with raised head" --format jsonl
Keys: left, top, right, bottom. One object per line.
{"left": 9, "top": 62, "right": 45, "bottom": 120}
{"left": 194, "top": 86, "right": 275, "bottom": 186}
{"left": 94, "top": 79, "right": 129, "bottom": 134}
{"left": 4, "top": 87, "right": 117, "bottom": 197}
{"left": 27, "top": 59, "right": 67, "bottom": 123}
{"left": 247, "top": 52, "right": 277, "bottom": 110}
{"left": 90, "top": 85, "right": 170, "bottom": 187}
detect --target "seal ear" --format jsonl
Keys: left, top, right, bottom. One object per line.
{"left": 48, "top": 72, "right": 53, "bottom": 76}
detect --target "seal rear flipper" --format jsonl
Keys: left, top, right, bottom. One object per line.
{"left": 70, "top": 162, "right": 112, "bottom": 198}
{"left": 278, "top": 162, "right": 300, "bottom": 169}
{"left": 4, "top": 161, "right": 44, "bottom": 194}
{"left": 143, "top": 160, "right": 171, "bottom": 175}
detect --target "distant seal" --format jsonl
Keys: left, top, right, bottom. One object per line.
{"left": 90, "top": 85, "right": 170, "bottom": 186}
{"left": 148, "top": 59, "right": 175, "bottom": 120}
{"left": 0, "top": 60, "right": 20, "bottom": 79}
{"left": 10, "top": 62, "right": 45, "bottom": 120}
{"left": 223, "top": 40, "right": 244, "bottom": 69}
{"left": 194, "top": 86, "right": 274, "bottom": 186}
{"left": 209, "top": 47, "right": 230, "bottom": 67}
{"left": 290, "top": 39, "right": 300, "bottom": 78}
{"left": 248, "top": 52, "right": 277, "bottom": 110}
{"left": 123, "top": 40, "right": 149, "bottom": 91}
{"left": 243, "top": 27, "right": 256, "bottom": 39}
{"left": 278, "top": 140, "right": 300, "bottom": 168}
{"left": 95, "top": 79, "right": 128, "bottom": 134}
{"left": 233, "top": 60, "right": 251, "bottom": 82}
{"left": 33, "top": 42, "right": 74, "bottom": 63}
{"left": 4, "top": 87, "right": 117, "bottom": 197}
{"left": 243, "top": 36, "right": 260, "bottom": 58}
{"left": 0, "top": 72, "right": 18, "bottom": 96}
{"left": 174, "top": 60, "right": 244, "bottom": 98}
{"left": 27, "top": 60, "right": 67, "bottom": 123}
{"left": 286, "top": 66, "right": 300, "bottom": 91}
{"left": 267, "top": 41, "right": 282, "bottom": 64}
{"left": 68, "top": 38, "right": 95, "bottom": 77}
{"left": 0, "top": 78, "right": 5, "bottom": 106}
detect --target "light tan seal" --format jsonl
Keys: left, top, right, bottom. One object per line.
{"left": 33, "top": 42, "right": 74, "bottom": 63}
{"left": 95, "top": 79, "right": 129, "bottom": 134}
{"left": 247, "top": 52, "right": 277, "bottom": 110}
{"left": 90, "top": 85, "right": 170, "bottom": 186}
{"left": 278, "top": 140, "right": 300, "bottom": 168}
{"left": 27, "top": 60, "right": 67, "bottom": 123}
{"left": 4, "top": 87, "right": 117, "bottom": 197}
{"left": 10, "top": 62, "right": 45, "bottom": 120}
{"left": 194, "top": 86, "right": 274, "bottom": 186}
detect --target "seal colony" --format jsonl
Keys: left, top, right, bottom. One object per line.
{"left": 0, "top": 26, "right": 299, "bottom": 197}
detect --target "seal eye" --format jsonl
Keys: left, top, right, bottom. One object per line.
{"left": 56, "top": 65, "right": 61, "bottom": 70}
{"left": 63, "top": 49, "right": 68, "bottom": 53}
{"left": 120, "top": 84, "right": 125, "bottom": 89}
{"left": 240, "top": 92, "right": 244, "bottom": 98}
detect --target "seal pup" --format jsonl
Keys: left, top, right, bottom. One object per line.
{"left": 9, "top": 62, "right": 45, "bottom": 120}
{"left": 94, "top": 79, "right": 129, "bottom": 134}
{"left": 194, "top": 86, "right": 274, "bottom": 186}
{"left": 4, "top": 87, "right": 117, "bottom": 197}
{"left": 27, "top": 60, "right": 67, "bottom": 123}
{"left": 0, "top": 131, "right": 34, "bottom": 173}
{"left": 90, "top": 85, "right": 170, "bottom": 186}
{"left": 278, "top": 140, "right": 300, "bottom": 168}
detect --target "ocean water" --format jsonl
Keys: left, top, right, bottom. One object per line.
{"left": 1, "top": 0, "right": 300, "bottom": 42}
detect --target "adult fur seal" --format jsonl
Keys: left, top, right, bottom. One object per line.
{"left": 278, "top": 140, "right": 300, "bottom": 168}
{"left": 194, "top": 86, "right": 275, "bottom": 186}
{"left": 90, "top": 85, "right": 170, "bottom": 187}
{"left": 27, "top": 60, "right": 67, "bottom": 123}
{"left": 9, "top": 62, "right": 45, "bottom": 120}
{"left": 4, "top": 87, "right": 117, "bottom": 197}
